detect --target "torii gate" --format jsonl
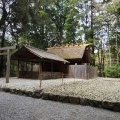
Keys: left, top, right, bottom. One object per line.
{"left": 0, "top": 46, "right": 16, "bottom": 83}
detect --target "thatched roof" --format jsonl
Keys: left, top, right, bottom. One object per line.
{"left": 11, "top": 45, "right": 68, "bottom": 63}
{"left": 47, "top": 44, "right": 92, "bottom": 59}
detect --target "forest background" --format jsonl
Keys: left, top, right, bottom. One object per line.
{"left": 0, "top": 0, "right": 120, "bottom": 78}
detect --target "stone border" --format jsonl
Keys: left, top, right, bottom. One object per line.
{"left": 42, "top": 93, "right": 120, "bottom": 112}
{"left": 0, "top": 87, "right": 43, "bottom": 98}
{"left": 1, "top": 88, "right": 120, "bottom": 112}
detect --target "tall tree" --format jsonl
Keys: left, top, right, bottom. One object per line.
{"left": 0, "top": 0, "right": 10, "bottom": 76}
{"left": 9, "top": 0, "right": 30, "bottom": 45}
{"left": 77, "top": 0, "right": 95, "bottom": 43}
{"left": 63, "top": 2, "right": 80, "bottom": 44}
{"left": 48, "top": 0, "right": 69, "bottom": 45}
{"left": 106, "top": 0, "right": 120, "bottom": 65}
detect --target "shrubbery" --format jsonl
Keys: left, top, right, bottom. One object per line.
{"left": 104, "top": 64, "right": 120, "bottom": 78}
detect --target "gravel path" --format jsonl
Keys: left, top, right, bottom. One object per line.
{"left": 0, "top": 92, "right": 120, "bottom": 120}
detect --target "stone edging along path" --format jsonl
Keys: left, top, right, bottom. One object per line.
{"left": 0, "top": 87, "right": 120, "bottom": 112}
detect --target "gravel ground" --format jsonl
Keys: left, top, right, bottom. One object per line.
{"left": 0, "top": 77, "right": 80, "bottom": 91}
{"left": 44, "top": 78, "right": 120, "bottom": 102}
{"left": 0, "top": 92, "right": 120, "bottom": 120}
{"left": 1, "top": 77, "right": 120, "bottom": 103}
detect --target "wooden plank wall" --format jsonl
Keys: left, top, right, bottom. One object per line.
{"left": 69, "top": 64, "right": 97, "bottom": 79}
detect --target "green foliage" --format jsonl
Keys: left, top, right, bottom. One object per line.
{"left": 48, "top": 0, "right": 69, "bottom": 44}
{"left": 104, "top": 64, "right": 120, "bottom": 78}
{"left": 90, "top": 53, "right": 95, "bottom": 61}
{"left": 63, "top": 6, "right": 80, "bottom": 44}
{"left": 10, "top": 0, "right": 30, "bottom": 33}
{"left": 1, "top": 0, "right": 120, "bottom": 77}
{"left": 117, "top": 7, "right": 120, "bottom": 15}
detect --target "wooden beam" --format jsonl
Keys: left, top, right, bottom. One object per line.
{"left": 0, "top": 46, "right": 16, "bottom": 51}
{"left": 0, "top": 52, "right": 7, "bottom": 55}
{"left": 12, "top": 58, "right": 39, "bottom": 62}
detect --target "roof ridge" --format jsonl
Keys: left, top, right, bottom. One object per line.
{"left": 47, "top": 43, "right": 92, "bottom": 49}
{"left": 24, "top": 45, "right": 46, "bottom": 52}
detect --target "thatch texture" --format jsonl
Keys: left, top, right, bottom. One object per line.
{"left": 47, "top": 44, "right": 91, "bottom": 59}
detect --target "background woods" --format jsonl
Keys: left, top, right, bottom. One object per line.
{"left": 0, "top": 0, "right": 120, "bottom": 77}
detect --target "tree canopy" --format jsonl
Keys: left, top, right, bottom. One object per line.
{"left": 0, "top": 0, "right": 120, "bottom": 77}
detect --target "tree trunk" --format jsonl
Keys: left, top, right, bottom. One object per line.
{"left": 0, "top": 0, "right": 7, "bottom": 77}
{"left": 116, "top": 33, "right": 119, "bottom": 65}
{"left": 90, "top": 0, "right": 94, "bottom": 40}
{"left": 97, "top": 47, "right": 102, "bottom": 76}
{"left": 107, "top": 22, "right": 111, "bottom": 66}
{"left": 0, "top": 28, "right": 6, "bottom": 77}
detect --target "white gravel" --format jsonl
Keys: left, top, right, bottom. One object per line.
{"left": 0, "top": 77, "right": 120, "bottom": 102}
{"left": 0, "top": 92, "right": 120, "bottom": 120}
{"left": 0, "top": 77, "right": 81, "bottom": 91}
{"left": 44, "top": 78, "right": 120, "bottom": 102}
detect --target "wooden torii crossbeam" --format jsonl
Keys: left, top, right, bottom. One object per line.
{"left": 0, "top": 46, "right": 16, "bottom": 83}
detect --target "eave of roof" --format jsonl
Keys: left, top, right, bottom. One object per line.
{"left": 11, "top": 45, "right": 69, "bottom": 63}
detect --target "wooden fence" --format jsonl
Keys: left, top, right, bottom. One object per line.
{"left": 18, "top": 71, "right": 62, "bottom": 79}
{"left": 69, "top": 64, "right": 98, "bottom": 79}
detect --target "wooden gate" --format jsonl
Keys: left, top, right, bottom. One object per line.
{"left": 0, "top": 46, "right": 16, "bottom": 83}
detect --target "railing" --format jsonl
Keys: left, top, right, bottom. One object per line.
{"left": 18, "top": 71, "right": 39, "bottom": 79}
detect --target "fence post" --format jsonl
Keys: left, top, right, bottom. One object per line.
{"left": 82, "top": 73, "right": 83, "bottom": 80}
{"left": 74, "top": 73, "right": 75, "bottom": 82}
{"left": 85, "top": 65, "right": 87, "bottom": 79}
{"left": 40, "top": 74, "right": 42, "bottom": 88}
{"left": 88, "top": 73, "right": 89, "bottom": 80}
{"left": 62, "top": 73, "right": 64, "bottom": 85}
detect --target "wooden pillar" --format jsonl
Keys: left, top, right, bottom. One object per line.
{"left": 0, "top": 46, "right": 16, "bottom": 83}
{"left": 62, "top": 73, "right": 64, "bottom": 85}
{"left": 38, "top": 62, "right": 42, "bottom": 80}
{"left": 6, "top": 49, "right": 10, "bottom": 83}
{"left": 31, "top": 62, "right": 33, "bottom": 78}
{"left": 31, "top": 62, "right": 33, "bottom": 71}
{"left": 51, "top": 62, "right": 53, "bottom": 78}
{"left": 38, "top": 62, "right": 42, "bottom": 88}
{"left": 17, "top": 61, "right": 19, "bottom": 78}
{"left": 85, "top": 64, "right": 87, "bottom": 79}
{"left": 92, "top": 45, "right": 95, "bottom": 66}
{"left": 25, "top": 62, "right": 27, "bottom": 78}
{"left": 25, "top": 62, "right": 27, "bottom": 71}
